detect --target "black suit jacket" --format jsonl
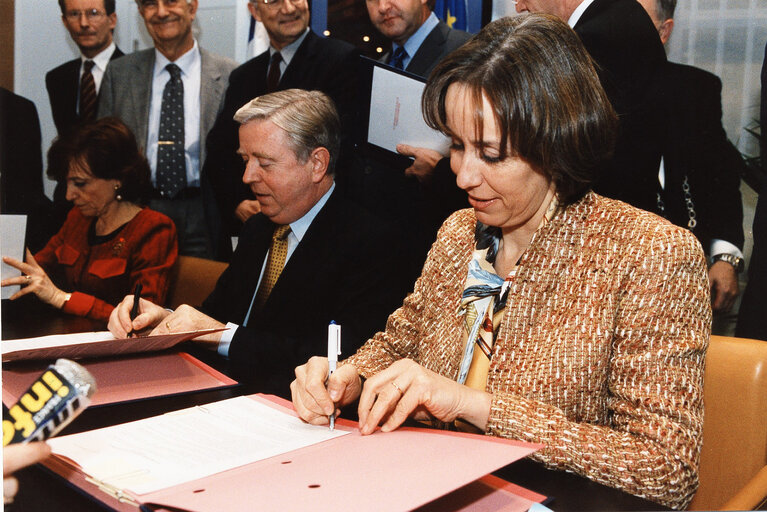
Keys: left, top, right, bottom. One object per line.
{"left": 575, "top": 0, "right": 667, "bottom": 213}
{"left": 736, "top": 41, "right": 767, "bottom": 341}
{"left": 204, "top": 31, "right": 359, "bottom": 242}
{"left": 201, "top": 189, "right": 412, "bottom": 396}
{"left": 658, "top": 62, "right": 744, "bottom": 252}
{"left": 0, "top": 88, "right": 55, "bottom": 252}
{"left": 45, "top": 47, "right": 124, "bottom": 136}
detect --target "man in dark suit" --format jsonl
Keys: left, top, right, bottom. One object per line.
{"left": 367, "top": 0, "right": 470, "bottom": 176}
{"left": 108, "top": 90, "right": 411, "bottom": 396}
{"left": 352, "top": 0, "right": 472, "bottom": 282}
{"left": 0, "top": 89, "right": 55, "bottom": 252}
{"left": 47, "top": 0, "right": 124, "bottom": 136}
{"left": 203, "top": 0, "right": 359, "bottom": 252}
{"left": 638, "top": 0, "right": 746, "bottom": 315}
{"left": 737, "top": 41, "right": 767, "bottom": 341}
{"left": 46, "top": 0, "right": 124, "bottom": 230}
{"left": 99, "top": 0, "right": 236, "bottom": 258}
{"left": 515, "top": 0, "right": 667, "bottom": 215}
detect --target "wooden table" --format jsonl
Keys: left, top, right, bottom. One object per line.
{"left": 2, "top": 300, "right": 667, "bottom": 511}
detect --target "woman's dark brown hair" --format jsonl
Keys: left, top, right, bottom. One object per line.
{"left": 47, "top": 117, "right": 152, "bottom": 204}
{"left": 422, "top": 14, "right": 618, "bottom": 205}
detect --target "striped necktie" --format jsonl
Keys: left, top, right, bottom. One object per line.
{"left": 79, "top": 60, "right": 97, "bottom": 122}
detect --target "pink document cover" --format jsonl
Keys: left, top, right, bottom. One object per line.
{"left": 44, "top": 394, "right": 542, "bottom": 512}
{"left": 2, "top": 352, "right": 237, "bottom": 407}
{"left": 2, "top": 328, "right": 226, "bottom": 362}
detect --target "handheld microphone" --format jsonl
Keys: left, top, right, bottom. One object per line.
{"left": 2, "top": 359, "right": 97, "bottom": 446}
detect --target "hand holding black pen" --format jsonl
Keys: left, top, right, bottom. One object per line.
{"left": 126, "top": 283, "right": 142, "bottom": 337}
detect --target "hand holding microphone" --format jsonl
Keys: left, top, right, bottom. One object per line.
{"left": 3, "top": 358, "right": 96, "bottom": 446}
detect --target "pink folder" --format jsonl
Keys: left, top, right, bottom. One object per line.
{"left": 2, "top": 352, "right": 237, "bottom": 407}
{"left": 44, "top": 394, "right": 544, "bottom": 512}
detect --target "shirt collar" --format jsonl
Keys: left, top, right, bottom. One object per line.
{"left": 270, "top": 28, "right": 309, "bottom": 67}
{"left": 288, "top": 181, "right": 335, "bottom": 243}
{"left": 82, "top": 41, "right": 116, "bottom": 72}
{"left": 154, "top": 39, "right": 200, "bottom": 77}
{"left": 393, "top": 11, "right": 439, "bottom": 62}
{"left": 568, "top": 0, "right": 595, "bottom": 27}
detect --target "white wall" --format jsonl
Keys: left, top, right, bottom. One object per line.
{"left": 13, "top": 0, "right": 248, "bottom": 198}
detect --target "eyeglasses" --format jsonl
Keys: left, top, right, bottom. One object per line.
{"left": 64, "top": 8, "right": 107, "bottom": 21}
{"left": 251, "top": 0, "right": 304, "bottom": 10}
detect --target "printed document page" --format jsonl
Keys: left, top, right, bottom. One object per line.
{"left": 367, "top": 66, "right": 450, "bottom": 156}
{"left": 48, "top": 396, "right": 349, "bottom": 495}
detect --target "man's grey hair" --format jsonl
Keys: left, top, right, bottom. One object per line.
{"left": 234, "top": 89, "right": 341, "bottom": 174}
{"left": 656, "top": 0, "right": 677, "bottom": 21}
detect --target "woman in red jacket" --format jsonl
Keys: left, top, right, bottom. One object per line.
{"left": 2, "top": 118, "right": 177, "bottom": 321}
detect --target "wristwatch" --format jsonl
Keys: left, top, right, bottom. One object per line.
{"left": 711, "top": 253, "right": 744, "bottom": 273}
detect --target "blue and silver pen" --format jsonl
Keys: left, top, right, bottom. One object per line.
{"left": 327, "top": 321, "right": 341, "bottom": 430}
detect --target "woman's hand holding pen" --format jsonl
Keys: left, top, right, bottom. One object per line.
{"left": 292, "top": 357, "right": 492, "bottom": 435}
{"left": 1, "top": 249, "right": 68, "bottom": 308}
{"left": 291, "top": 358, "right": 362, "bottom": 426}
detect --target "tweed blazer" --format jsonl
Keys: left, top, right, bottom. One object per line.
{"left": 346, "top": 192, "right": 711, "bottom": 509}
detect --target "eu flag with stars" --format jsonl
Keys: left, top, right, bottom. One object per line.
{"left": 435, "top": 0, "right": 467, "bottom": 31}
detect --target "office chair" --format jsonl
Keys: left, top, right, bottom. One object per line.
{"left": 166, "top": 255, "right": 228, "bottom": 310}
{"left": 688, "top": 335, "right": 767, "bottom": 510}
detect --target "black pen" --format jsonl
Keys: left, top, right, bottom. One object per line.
{"left": 127, "top": 283, "right": 142, "bottom": 337}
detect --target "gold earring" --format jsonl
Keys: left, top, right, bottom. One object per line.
{"left": 114, "top": 183, "right": 122, "bottom": 201}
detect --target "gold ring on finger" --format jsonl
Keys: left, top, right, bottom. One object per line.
{"left": 165, "top": 322, "right": 171, "bottom": 330}
{"left": 391, "top": 381, "right": 403, "bottom": 395}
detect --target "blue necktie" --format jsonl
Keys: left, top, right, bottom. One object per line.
{"left": 389, "top": 47, "right": 408, "bottom": 70}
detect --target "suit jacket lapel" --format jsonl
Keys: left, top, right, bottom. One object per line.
{"left": 132, "top": 50, "right": 155, "bottom": 152}
{"left": 199, "top": 48, "right": 227, "bottom": 165}
{"left": 281, "top": 31, "right": 317, "bottom": 87}
{"left": 260, "top": 190, "right": 340, "bottom": 313}
{"left": 406, "top": 22, "right": 445, "bottom": 76}
{"left": 64, "top": 59, "right": 81, "bottom": 122}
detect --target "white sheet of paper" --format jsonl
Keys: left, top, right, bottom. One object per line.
{"left": 48, "top": 396, "right": 349, "bottom": 495}
{"left": 367, "top": 66, "right": 450, "bottom": 156}
{"left": 1, "top": 214, "right": 27, "bottom": 300}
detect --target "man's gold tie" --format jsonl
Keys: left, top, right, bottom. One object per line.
{"left": 253, "top": 225, "right": 291, "bottom": 309}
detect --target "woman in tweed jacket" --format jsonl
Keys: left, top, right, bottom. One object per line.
{"left": 291, "top": 15, "right": 710, "bottom": 509}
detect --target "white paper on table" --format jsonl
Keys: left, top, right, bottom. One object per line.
{"left": 1, "top": 328, "right": 226, "bottom": 361}
{"left": 48, "top": 396, "right": 349, "bottom": 495}
{"left": 1, "top": 214, "right": 27, "bottom": 300}
{"left": 367, "top": 66, "right": 450, "bottom": 156}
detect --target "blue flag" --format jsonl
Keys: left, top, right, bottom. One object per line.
{"left": 434, "top": 0, "right": 467, "bottom": 31}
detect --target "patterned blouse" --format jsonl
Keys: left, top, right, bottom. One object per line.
{"left": 346, "top": 192, "right": 710, "bottom": 509}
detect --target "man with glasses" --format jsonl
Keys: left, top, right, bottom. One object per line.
{"left": 46, "top": 0, "right": 125, "bottom": 230}
{"left": 98, "top": 0, "right": 237, "bottom": 259}
{"left": 202, "top": 0, "right": 359, "bottom": 257}
{"left": 47, "top": 0, "right": 124, "bottom": 137}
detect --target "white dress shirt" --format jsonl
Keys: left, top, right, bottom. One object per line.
{"left": 568, "top": 0, "right": 596, "bottom": 27}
